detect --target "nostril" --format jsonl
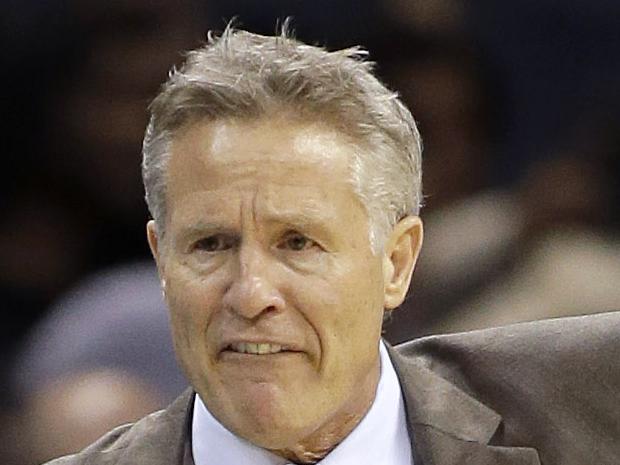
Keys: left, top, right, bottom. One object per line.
{"left": 222, "top": 274, "right": 285, "bottom": 319}
{"left": 245, "top": 305, "right": 279, "bottom": 322}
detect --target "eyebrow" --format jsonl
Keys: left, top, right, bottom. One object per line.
{"left": 176, "top": 222, "right": 237, "bottom": 240}
{"left": 260, "top": 213, "right": 340, "bottom": 246}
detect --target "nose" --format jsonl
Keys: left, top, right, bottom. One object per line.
{"left": 222, "top": 243, "right": 285, "bottom": 320}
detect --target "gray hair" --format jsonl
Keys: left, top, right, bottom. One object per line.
{"left": 142, "top": 24, "right": 422, "bottom": 253}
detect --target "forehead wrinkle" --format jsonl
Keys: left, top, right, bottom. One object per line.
{"left": 256, "top": 193, "right": 338, "bottom": 227}
{"left": 234, "top": 184, "right": 261, "bottom": 237}
{"left": 250, "top": 186, "right": 259, "bottom": 230}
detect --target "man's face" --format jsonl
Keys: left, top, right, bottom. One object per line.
{"left": 149, "top": 115, "right": 397, "bottom": 449}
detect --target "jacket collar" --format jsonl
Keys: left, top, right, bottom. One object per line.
{"left": 386, "top": 343, "right": 541, "bottom": 465}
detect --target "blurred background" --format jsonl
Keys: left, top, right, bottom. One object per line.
{"left": 2, "top": 0, "right": 619, "bottom": 463}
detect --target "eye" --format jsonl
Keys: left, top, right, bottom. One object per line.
{"left": 193, "top": 235, "right": 236, "bottom": 253}
{"left": 278, "top": 232, "right": 318, "bottom": 252}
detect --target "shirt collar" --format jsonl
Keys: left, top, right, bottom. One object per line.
{"left": 192, "top": 341, "right": 412, "bottom": 465}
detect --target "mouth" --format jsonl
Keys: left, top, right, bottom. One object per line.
{"left": 224, "top": 342, "right": 294, "bottom": 355}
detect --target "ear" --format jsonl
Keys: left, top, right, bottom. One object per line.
{"left": 146, "top": 220, "right": 166, "bottom": 284}
{"left": 382, "top": 216, "right": 423, "bottom": 310}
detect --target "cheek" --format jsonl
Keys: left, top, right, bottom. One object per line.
{"left": 285, "top": 258, "right": 384, "bottom": 350}
{"left": 327, "top": 258, "right": 384, "bottom": 321}
{"left": 164, "top": 265, "right": 224, "bottom": 348}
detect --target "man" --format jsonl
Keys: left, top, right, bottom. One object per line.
{"left": 47, "top": 27, "right": 620, "bottom": 465}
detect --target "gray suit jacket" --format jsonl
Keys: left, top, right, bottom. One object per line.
{"left": 48, "top": 311, "right": 620, "bottom": 465}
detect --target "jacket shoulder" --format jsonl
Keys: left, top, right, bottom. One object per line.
{"left": 43, "top": 421, "right": 143, "bottom": 465}
{"left": 43, "top": 389, "right": 193, "bottom": 465}
{"left": 394, "top": 311, "right": 620, "bottom": 460}
{"left": 396, "top": 310, "right": 620, "bottom": 372}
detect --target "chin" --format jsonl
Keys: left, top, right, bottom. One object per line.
{"left": 228, "top": 389, "right": 313, "bottom": 449}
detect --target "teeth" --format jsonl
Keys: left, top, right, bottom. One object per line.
{"left": 230, "top": 342, "right": 284, "bottom": 355}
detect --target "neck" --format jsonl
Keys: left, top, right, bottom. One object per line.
{"left": 269, "top": 359, "right": 381, "bottom": 464}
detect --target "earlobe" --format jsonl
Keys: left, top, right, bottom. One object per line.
{"left": 383, "top": 216, "right": 423, "bottom": 310}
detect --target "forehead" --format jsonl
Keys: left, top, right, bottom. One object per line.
{"left": 165, "top": 115, "right": 362, "bottom": 223}
{"left": 171, "top": 115, "right": 352, "bottom": 175}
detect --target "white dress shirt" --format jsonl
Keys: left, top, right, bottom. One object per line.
{"left": 192, "top": 341, "right": 413, "bottom": 465}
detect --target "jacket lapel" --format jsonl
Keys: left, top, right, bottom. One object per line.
{"left": 387, "top": 344, "right": 541, "bottom": 465}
